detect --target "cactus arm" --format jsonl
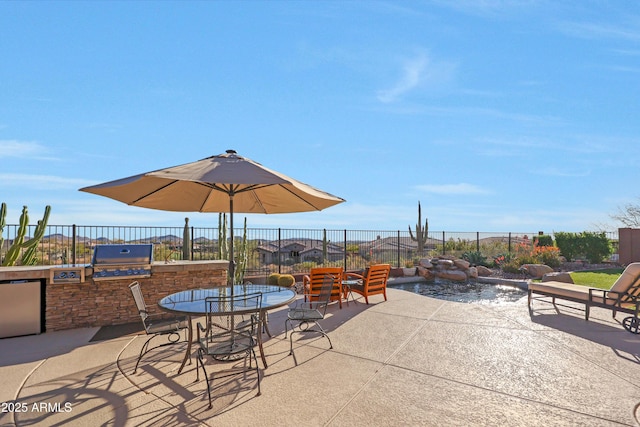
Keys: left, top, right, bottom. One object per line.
{"left": 19, "top": 205, "right": 51, "bottom": 265}
{"left": 0, "top": 202, "right": 6, "bottom": 252}
{"left": 2, "top": 206, "right": 29, "bottom": 266}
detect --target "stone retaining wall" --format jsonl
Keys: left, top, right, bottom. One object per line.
{"left": 46, "top": 261, "right": 227, "bottom": 331}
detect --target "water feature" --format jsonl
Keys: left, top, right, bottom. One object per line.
{"left": 388, "top": 278, "right": 526, "bottom": 304}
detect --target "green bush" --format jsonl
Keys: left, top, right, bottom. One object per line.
{"left": 581, "top": 231, "right": 611, "bottom": 263}
{"left": 267, "top": 273, "right": 281, "bottom": 286}
{"left": 277, "top": 274, "right": 295, "bottom": 287}
{"left": 461, "top": 251, "right": 487, "bottom": 266}
{"left": 554, "top": 232, "right": 581, "bottom": 261}
{"left": 534, "top": 234, "right": 554, "bottom": 247}
{"left": 554, "top": 231, "right": 611, "bottom": 263}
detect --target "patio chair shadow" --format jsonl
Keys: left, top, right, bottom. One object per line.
{"left": 11, "top": 363, "right": 130, "bottom": 427}
{"left": 530, "top": 311, "right": 640, "bottom": 365}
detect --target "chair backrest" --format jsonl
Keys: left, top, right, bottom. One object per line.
{"left": 128, "top": 281, "right": 149, "bottom": 322}
{"left": 204, "top": 293, "right": 262, "bottom": 344}
{"left": 364, "top": 264, "right": 391, "bottom": 292}
{"left": 308, "top": 267, "right": 343, "bottom": 302}
{"left": 315, "top": 274, "right": 336, "bottom": 316}
{"left": 610, "top": 263, "right": 640, "bottom": 302}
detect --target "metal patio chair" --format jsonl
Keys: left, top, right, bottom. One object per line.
{"left": 196, "top": 292, "right": 263, "bottom": 409}
{"left": 285, "top": 273, "right": 334, "bottom": 355}
{"left": 128, "top": 281, "right": 189, "bottom": 374}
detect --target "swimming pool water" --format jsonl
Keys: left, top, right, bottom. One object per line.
{"left": 389, "top": 279, "right": 526, "bottom": 304}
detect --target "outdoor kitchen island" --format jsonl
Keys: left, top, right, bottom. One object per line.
{"left": 0, "top": 260, "right": 229, "bottom": 334}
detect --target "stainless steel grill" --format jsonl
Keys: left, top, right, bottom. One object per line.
{"left": 91, "top": 244, "right": 153, "bottom": 281}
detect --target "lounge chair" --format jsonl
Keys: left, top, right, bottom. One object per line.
{"left": 344, "top": 263, "right": 391, "bottom": 304}
{"left": 528, "top": 263, "right": 640, "bottom": 333}
{"left": 303, "top": 267, "right": 344, "bottom": 308}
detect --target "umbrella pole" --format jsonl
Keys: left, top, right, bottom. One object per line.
{"left": 228, "top": 193, "right": 235, "bottom": 287}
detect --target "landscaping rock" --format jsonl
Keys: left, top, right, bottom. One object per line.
{"left": 417, "top": 266, "right": 435, "bottom": 280}
{"left": 468, "top": 266, "right": 478, "bottom": 279}
{"left": 476, "top": 265, "right": 493, "bottom": 277}
{"left": 437, "top": 259, "right": 455, "bottom": 269}
{"left": 454, "top": 259, "right": 470, "bottom": 270}
{"left": 418, "top": 259, "right": 433, "bottom": 268}
{"left": 542, "top": 272, "right": 574, "bottom": 283}
{"left": 436, "top": 269, "right": 468, "bottom": 281}
{"left": 519, "top": 264, "right": 554, "bottom": 279}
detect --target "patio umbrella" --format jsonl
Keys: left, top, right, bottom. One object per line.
{"left": 79, "top": 149, "right": 345, "bottom": 285}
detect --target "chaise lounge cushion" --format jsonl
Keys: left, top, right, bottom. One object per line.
{"left": 528, "top": 281, "right": 590, "bottom": 301}
{"left": 529, "top": 262, "right": 640, "bottom": 306}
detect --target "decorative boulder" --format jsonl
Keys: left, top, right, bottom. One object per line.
{"left": 417, "top": 266, "right": 435, "bottom": 280}
{"left": 436, "top": 269, "right": 468, "bottom": 282}
{"left": 437, "top": 259, "right": 455, "bottom": 269}
{"left": 468, "top": 266, "right": 478, "bottom": 279}
{"left": 418, "top": 259, "right": 433, "bottom": 269}
{"left": 519, "top": 264, "right": 554, "bottom": 279}
{"left": 476, "top": 266, "right": 493, "bottom": 277}
{"left": 454, "top": 259, "right": 470, "bottom": 270}
{"left": 542, "top": 272, "right": 574, "bottom": 283}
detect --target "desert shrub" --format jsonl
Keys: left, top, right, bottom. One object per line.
{"left": 267, "top": 273, "right": 281, "bottom": 286}
{"left": 461, "top": 251, "right": 487, "bottom": 266}
{"left": 501, "top": 259, "right": 522, "bottom": 274}
{"left": 534, "top": 234, "right": 554, "bottom": 247}
{"left": 277, "top": 274, "right": 295, "bottom": 287}
{"left": 533, "top": 245, "right": 562, "bottom": 268}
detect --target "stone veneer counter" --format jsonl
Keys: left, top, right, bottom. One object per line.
{"left": 1, "top": 260, "right": 229, "bottom": 332}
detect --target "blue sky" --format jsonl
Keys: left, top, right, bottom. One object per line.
{"left": 2, "top": 1, "right": 639, "bottom": 233}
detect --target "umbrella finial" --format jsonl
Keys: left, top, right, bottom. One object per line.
{"left": 226, "top": 149, "right": 237, "bottom": 155}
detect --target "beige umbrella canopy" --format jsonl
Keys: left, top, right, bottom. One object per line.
{"left": 79, "top": 149, "right": 345, "bottom": 283}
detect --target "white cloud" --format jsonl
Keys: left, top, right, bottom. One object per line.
{"left": 0, "top": 140, "right": 61, "bottom": 161}
{"left": 376, "top": 50, "right": 456, "bottom": 104}
{"left": 0, "top": 173, "right": 94, "bottom": 190}
{"left": 377, "top": 53, "right": 429, "bottom": 103}
{"left": 414, "top": 183, "right": 491, "bottom": 195}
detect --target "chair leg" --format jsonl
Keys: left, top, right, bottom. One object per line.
{"left": 250, "top": 348, "right": 262, "bottom": 396}
{"left": 133, "top": 335, "right": 155, "bottom": 374}
{"left": 196, "top": 348, "right": 212, "bottom": 409}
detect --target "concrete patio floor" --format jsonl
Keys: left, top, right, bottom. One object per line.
{"left": 1, "top": 288, "right": 640, "bottom": 426}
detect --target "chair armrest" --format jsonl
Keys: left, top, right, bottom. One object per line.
{"left": 345, "top": 272, "right": 364, "bottom": 280}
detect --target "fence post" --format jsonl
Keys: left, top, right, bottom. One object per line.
{"left": 508, "top": 232, "right": 512, "bottom": 253}
{"left": 442, "top": 231, "right": 446, "bottom": 255}
{"left": 72, "top": 224, "right": 77, "bottom": 265}
{"left": 190, "top": 226, "right": 194, "bottom": 260}
{"left": 476, "top": 232, "right": 480, "bottom": 252}
{"left": 278, "top": 228, "right": 282, "bottom": 274}
{"left": 397, "top": 231, "right": 401, "bottom": 268}
{"left": 344, "top": 229, "right": 347, "bottom": 271}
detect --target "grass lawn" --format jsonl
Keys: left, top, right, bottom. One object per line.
{"left": 570, "top": 268, "right": 624, "bottom": 290}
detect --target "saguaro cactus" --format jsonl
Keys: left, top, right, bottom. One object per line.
{"left": 217, "top": 213, "right": 228, "bottom": 260}
{"left": 1, "top": 204, "right": 51, "bottom": 266}
{"left": 182, "top": 217, "right": 191, "bottom": 260}
{"left": 0, "top": 203, "right": 7, "bottom": 253}
{"left": 409, "top": 201, "right": 428, "bottom": 255}
{"left": 234, "top": 217, "right": 248, "bottom": 285}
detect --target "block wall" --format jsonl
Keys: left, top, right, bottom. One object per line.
{"left": 46, "top": 265, "right": 226, "bottom": 331}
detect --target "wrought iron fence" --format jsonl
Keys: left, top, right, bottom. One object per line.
{"left": 0, "top": 224, "right": 619, "bottom": 275}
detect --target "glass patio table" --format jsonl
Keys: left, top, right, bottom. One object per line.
{"left": 158, "top": 284, "right": 296, "bottom": 374}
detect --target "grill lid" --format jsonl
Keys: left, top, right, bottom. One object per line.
{"left": 92, "top": 244, "right": 154, "bottom": 265}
